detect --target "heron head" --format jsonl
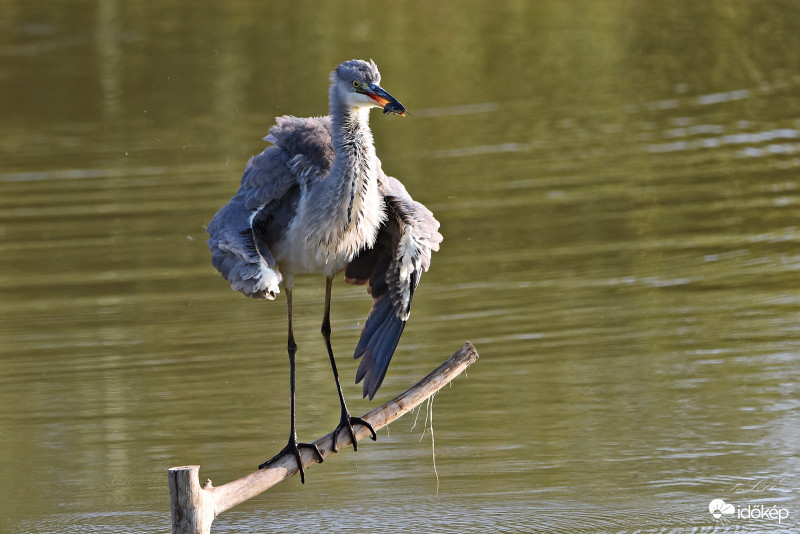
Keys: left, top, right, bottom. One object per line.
{"left": 332, "top": 59, "right": 406, "bottom": 116}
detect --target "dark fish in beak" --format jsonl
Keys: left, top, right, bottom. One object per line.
{"left": 382, "top": 100, "right": 406, "bottom": 116}
{"left": 366, "top": 83, "right": 406, "bottom": 116}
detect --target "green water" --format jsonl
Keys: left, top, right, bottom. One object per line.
{"left": 2, "top": 1, "right": 799, "bottom": 532}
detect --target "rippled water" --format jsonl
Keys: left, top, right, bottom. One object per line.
{"left": 2, "top": 1, "right": 800, "bottom": 532}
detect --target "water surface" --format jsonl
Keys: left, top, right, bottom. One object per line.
{"left": 2, "top": 1, "right": 799, "bottom": 532}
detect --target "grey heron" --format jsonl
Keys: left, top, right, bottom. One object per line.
{"left": 207, "top": 59, "right": 442, "bottom": 483}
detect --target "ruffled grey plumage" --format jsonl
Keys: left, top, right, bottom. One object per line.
{"left": 346, "top": 172, "right": 442, "bottom": 398}
{"left": 207, "top": 59, "right": 440, "bottom": 401}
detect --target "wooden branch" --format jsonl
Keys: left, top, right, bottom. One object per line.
{"left": 168, "top": 342, "right": 479, "bottom": 534}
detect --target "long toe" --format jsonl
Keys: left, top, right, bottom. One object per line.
{"left": 300, "top": 441, "right": 324, "bottom": 464}
{"left": 333, "top": 414, "right": 377, "bottom": 453}
{"left": 352, "top": 416, "right": 377, "bottom": 442}
{"left": 259, "top": 440, "right": 323, "bottom": 484}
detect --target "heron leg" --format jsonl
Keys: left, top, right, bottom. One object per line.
{"left": 258, "top": 288, "right": 323, "bottom": 483}
{"left": 322, "top": 277, "right": 377, "bottom": 453}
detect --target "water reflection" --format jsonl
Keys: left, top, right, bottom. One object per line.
{"left": 2, "top": 0, "right": 800, "bottom": 532}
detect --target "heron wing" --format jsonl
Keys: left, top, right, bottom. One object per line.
{"left": 207, "top": 116, "right": 334, "bottom": 299}
{"left": 346, "top": 172, "right": 442, "bottom": 399}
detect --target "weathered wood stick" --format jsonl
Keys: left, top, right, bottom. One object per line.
{"left": 168, "top": 342, "right": 479, "bottom": 534}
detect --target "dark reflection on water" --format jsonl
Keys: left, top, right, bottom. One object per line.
{"left": 2, "top": 1, "right": 800, "bottom": 532}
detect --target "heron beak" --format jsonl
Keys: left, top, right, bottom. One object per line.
{"left": 366, "top": 84, "right": 406, "bottom": 116}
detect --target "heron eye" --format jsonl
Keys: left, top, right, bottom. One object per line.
{"left": 352, "top": 81, "right": 360, "bottom": 88}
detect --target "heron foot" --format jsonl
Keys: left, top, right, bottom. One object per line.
{"left": 333, "top": 411, "right": 377, "bottom": 453}
{"left": 258, "top": 437, "right": 323, "bottom": 484}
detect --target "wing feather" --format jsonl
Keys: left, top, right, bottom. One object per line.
{"left": 207, "top": 116, "right": 333, "bottom": 298}
{"left": 346, "top": 172, "right": 442, "bottom": 399}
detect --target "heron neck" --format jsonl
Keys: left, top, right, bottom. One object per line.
{"left": 326, "top": 101, "right": 377, "bottom": 227}
{"left": 331, "top": 104, "right": 375, "bottom": 172}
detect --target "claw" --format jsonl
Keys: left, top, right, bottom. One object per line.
{"left": 259, "top": 438, "right": 323, "bottom": 484}
{"left": 333, "top": 413, "right": 377, "bottom": 453}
